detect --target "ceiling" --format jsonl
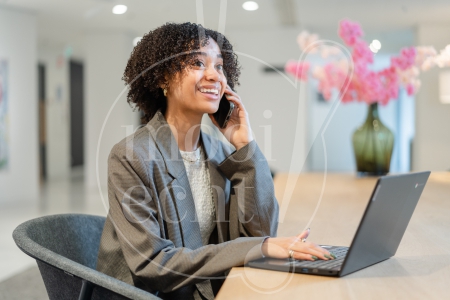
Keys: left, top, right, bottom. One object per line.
{"left": 2, "top": 0, "right": 450, "bottom": 49}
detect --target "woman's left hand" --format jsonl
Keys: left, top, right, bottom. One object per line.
{"left": 208, "top": 85, "right": 254, "bottom": 150}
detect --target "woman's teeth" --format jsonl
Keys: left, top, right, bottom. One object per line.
{"left": 200, "top": 88, "right": 219, "bottom": 95}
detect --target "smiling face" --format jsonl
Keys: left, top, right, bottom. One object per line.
{"left": 165, "top": 38, "right": 227, "bottom": 117}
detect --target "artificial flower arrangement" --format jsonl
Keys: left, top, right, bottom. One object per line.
{"left": 284, "top": 19, "right": 450, "bottom": 175}
{"left": 285, "top": 19, "right": 450, "bottom": 105}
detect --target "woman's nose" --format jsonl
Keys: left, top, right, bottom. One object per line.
{"left": 204, "top": 65, "right": 220, "bottom": 81}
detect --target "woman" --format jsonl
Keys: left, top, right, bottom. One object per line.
{"left": 96, "top": 22, "right": 333, "bottom": 300}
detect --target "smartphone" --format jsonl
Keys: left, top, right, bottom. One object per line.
{"left": 213, "top": 94, "right": 235, "bottom": 129}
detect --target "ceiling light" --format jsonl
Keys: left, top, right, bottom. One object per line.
{"left": 371, "top": 39, "right": 381, "bottom": 50}
{"left": 133, "top": 37, "right": 142, "bottom": 47}
{"left": 112, "top": 5, "right": 127, "bottom": 15}
{"left": 242, "top": 1, "right": 259, "bottom": 11}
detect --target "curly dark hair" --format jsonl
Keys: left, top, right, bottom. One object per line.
{"left": 123, "top": 22, "right": 241, "bottom": 123}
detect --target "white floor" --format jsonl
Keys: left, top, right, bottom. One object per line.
{"left": 0, "top": 168, "right": 108, "bottom": 282}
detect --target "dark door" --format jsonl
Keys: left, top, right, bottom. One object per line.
{"left": 70, "top": 60, "right": 84, "bottom": 167}
{"left": 38, "top": 63, "right": 46, "bottom": 182}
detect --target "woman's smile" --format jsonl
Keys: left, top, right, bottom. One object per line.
{"left": 198, "top": 84, "right": 221, "bottom": 100}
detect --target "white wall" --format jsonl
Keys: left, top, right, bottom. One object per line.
{"left": 414, "top": 25, "right": 450, "bottom": 171}
{"left": 38, "top": 44, "right": 70, "bottom": 180}
{"left": 0, "top": 7, "right": 38, "bottom": 203}
{"left": 306, "top": 93, "right": 366, "bottom": 172}
{"left": 226, "top": 28, "right": 308, "bottom": 173}
{"left": 84, "top": 32, "right": 140, "bottom": 190}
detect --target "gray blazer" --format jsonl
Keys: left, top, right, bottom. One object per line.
{"left": 96, "top": 110, "right": 279, "bottom": 299}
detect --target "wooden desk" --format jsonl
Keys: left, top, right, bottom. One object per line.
{"left": 216, "top": 172, "right": 450, "bottom": 299}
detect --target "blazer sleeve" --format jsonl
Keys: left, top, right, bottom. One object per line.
{"left": 106, "top": 143, "right": 266, "bottom": 293}
{"left": 217, "top": 140, "right": 279, "bottom": 239}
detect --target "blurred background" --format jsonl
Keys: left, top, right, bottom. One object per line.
{"left": 0, "top": 0, "right": 449, "bottom": 288}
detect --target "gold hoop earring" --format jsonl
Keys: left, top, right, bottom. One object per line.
{"left": 163, "top": 88, "right": 167, "bottom": 97}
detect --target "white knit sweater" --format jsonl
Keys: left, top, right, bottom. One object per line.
{"left": 179, "top": 145, "right": 216, "bottom": 245}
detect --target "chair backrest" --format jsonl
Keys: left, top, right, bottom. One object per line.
{"left": 13, "top": 214, "right": 160, "bottom": 300}
{"left": 19, "top": 214, "right": 105, "bottom": 269}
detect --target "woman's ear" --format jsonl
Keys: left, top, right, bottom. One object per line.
{"left": 159, "top": 73, "right": 170, "bottom": 89}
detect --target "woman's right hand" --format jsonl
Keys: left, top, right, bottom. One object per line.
{"left": 208, "top": 85, "right": 254, "bottom": 151}
{"left": 261, "top": 230, "right": 334, "bottom": 261}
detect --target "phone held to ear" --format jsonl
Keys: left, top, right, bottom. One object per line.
{"left": 213, "top": 94, "right": 235, "bottom": 129}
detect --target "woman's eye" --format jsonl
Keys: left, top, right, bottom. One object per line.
{"left": 216, "top": 64, "right": 224, "bottom": 71}
{"left": 194, "top": 60, "right": 205, "bottom": 67}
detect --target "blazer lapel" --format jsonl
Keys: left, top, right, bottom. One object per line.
{"left": 145, "top": 110, "right": 184, "bottom": 179}
{"left": 145, "top": 111, "right": 203, "bottom": 250}
{"left": 200, "top": 130, "right": 230, "bottom": 243}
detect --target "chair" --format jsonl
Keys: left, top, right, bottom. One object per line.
{"left": 12, "top": 214, "right": 161, "bottom": 300}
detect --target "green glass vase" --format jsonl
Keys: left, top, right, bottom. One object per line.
{"left": 352, "top": 103, "right": 394, "bottom": 176}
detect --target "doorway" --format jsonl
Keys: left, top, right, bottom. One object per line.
{"left": 70, "top": 60, "right": 84, "bottom": 168}
{"left": 38, "top": 63, "right": 46, "bottom": 183}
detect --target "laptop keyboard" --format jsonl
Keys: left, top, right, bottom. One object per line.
{"left": 294, "top": 246, "right": 348, "bottom": 271}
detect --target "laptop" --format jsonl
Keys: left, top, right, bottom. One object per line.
{"left": 248, "top": 171, "right": 431, "bottom": 277}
